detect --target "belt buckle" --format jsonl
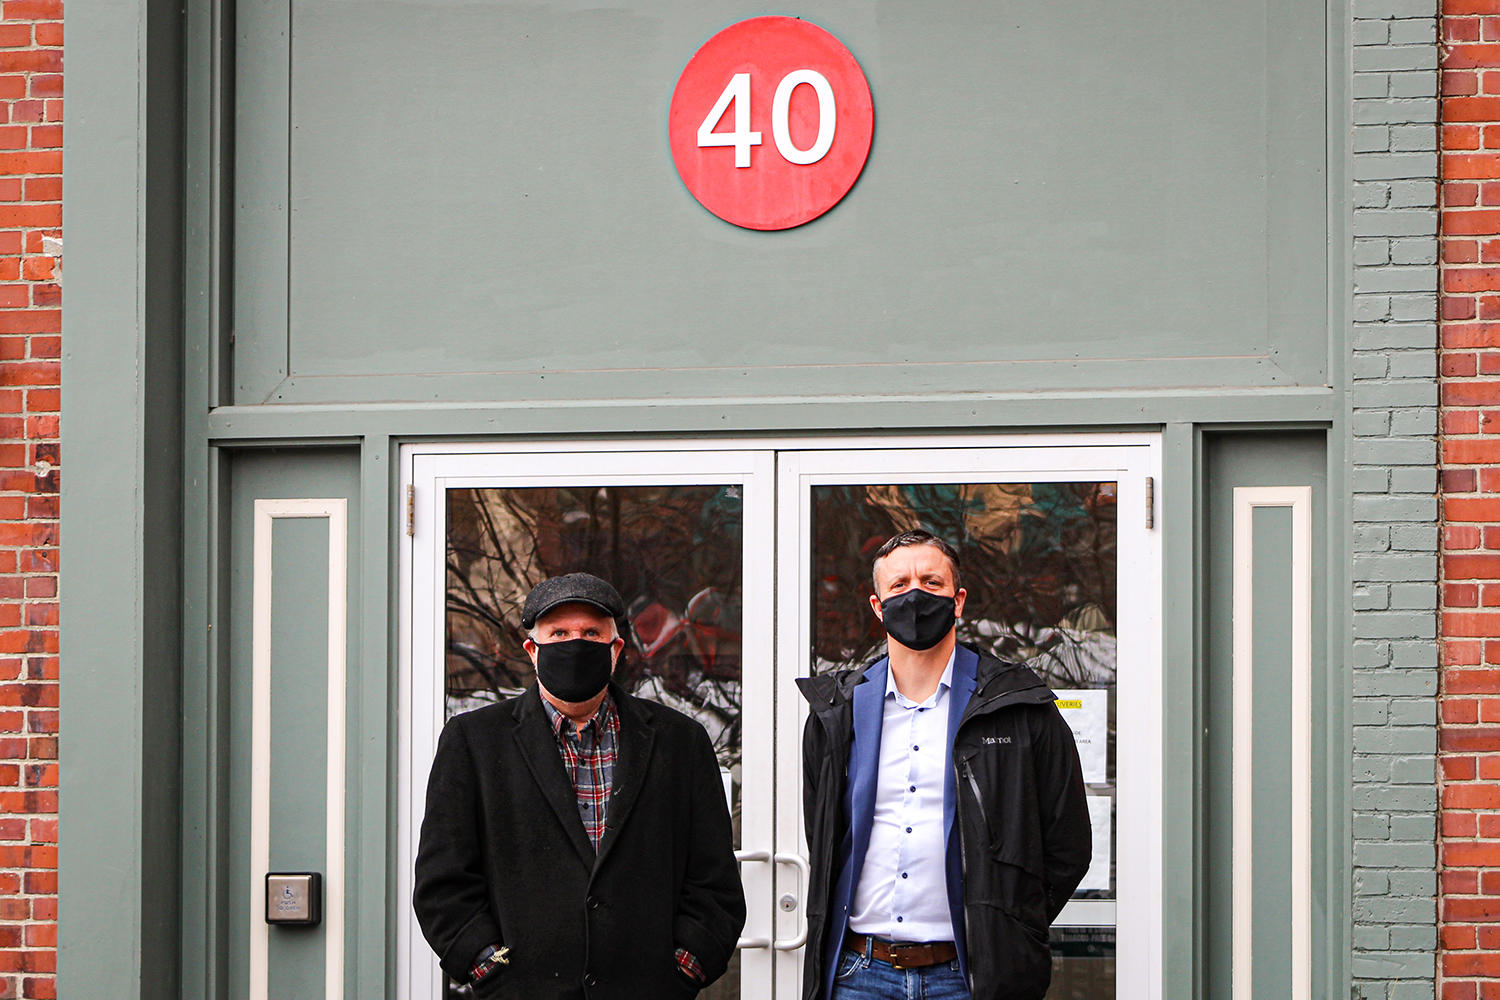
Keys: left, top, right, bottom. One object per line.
{"left": 888, "top": 943, "right": 919, "bottom": 970}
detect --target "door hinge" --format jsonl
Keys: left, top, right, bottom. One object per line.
{"left": 1145, "top": 476, "right": 1155, "bottom": 529}
{"left": 406, "top": 484, "right": 415, "bottom": 537}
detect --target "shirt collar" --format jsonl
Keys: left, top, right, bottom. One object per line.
{"left": 885, "top": 648, "right": 956, "bottom": 708}
{"left": 542, "top": 688, "right": 618, "bottom": 738}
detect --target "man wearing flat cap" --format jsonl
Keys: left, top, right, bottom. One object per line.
{"left": 414, "top": 572, "right": 746, "bottom": 998}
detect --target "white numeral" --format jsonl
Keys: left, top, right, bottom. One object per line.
{"left": 772, "top": 69, "right": 836, "bottom": 165}
{"left": 696, "top": 69, "right": 839, "bottom": 168}
{"left": 697, "top": 72, "right": 762, "bottom": 168}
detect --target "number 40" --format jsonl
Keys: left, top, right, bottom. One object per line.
{"left": 697, "top": 70, "right": 837, "bottom": 168}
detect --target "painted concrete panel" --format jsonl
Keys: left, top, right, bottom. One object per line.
{"left": 1203, "top": 434, "right": 1331, "bottom": 995}
{"left": 237, "top": 0, "right": 1323, "bottom": 403}
{"left": 266, "top": 516, "right": 330, "bottom": 998}
{"left": 226, "top": 450, "right": 360, "bottom": 1000}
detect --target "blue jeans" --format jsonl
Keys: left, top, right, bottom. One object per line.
{"left": 829, "top": 945, "right": 970, "bottom": 1000}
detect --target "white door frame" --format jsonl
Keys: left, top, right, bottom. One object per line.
{"left": 397, "top": 433, "right": 1162, "bottom": 1000}
{"left": 398, "top": 449, "right": 777, "bottom": 1000}
{"left": 774, "top": 442, "right": 1162, "bottom": 1000}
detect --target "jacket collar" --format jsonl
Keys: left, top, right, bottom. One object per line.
{"left": 958, "top": 650, "right": 1057, "bottom": 726}
{"left": 795, "top": 664, "right": 869, "bottom": 715}
{"left": 796, "top": 642, "right": 1052, "bottom": 707}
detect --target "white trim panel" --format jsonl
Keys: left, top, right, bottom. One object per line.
{"left": 1230, "top": 487, "right": 1311, "bottom": 1000}
{"left": 251, "top": 499, "right": 348, "bottom": 1000}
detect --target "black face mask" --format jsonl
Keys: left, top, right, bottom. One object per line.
{"left": 879, "top": 589, "right": 957, "bottom": 651}
{"left": 535, "top": 638, "right": 615, "bottom": 702}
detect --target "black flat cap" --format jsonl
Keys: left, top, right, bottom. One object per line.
{"left": 520, "top": 573, "right": 627, "bottom": 630}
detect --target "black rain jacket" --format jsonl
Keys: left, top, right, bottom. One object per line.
{"left": 413, "top": 684, "right": 746, "bottom": 1000}
{"left": 796, "top": 646, "right": 1092, "bottom": 1000}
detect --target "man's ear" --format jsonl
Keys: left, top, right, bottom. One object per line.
{"left": 869, "top": 593, "right": 884, "bottom": 621}
{"left": 610, "top": 635, "right": 626, "bottom": 666}
{"left": 523, "top": 638, "right": 540, "bottom": 667}
{"left": 954, "top": 588, "right": 967, "bottom": 619}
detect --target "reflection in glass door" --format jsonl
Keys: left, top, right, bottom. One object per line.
{"left": 776, "top": 446, "right": 1159, "bottom": 1000}
{"left": 444, "top": 484, "right": 750, "bottom": 998}
{"left": 810, "top": 482, "right": 1117, "bottom": 993}
{"left": 402, "top": 450, "right": 776, "bottom": 1000}
{"left": 402, "top": 439, "right": 1161, "bottom": 1000}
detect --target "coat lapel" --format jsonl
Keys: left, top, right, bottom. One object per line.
{"left": 511, "top": 688, "right": 595, "bottom": 870}
{"left": 944, "top": 643, "right": 980, "bottom": 977}
{"left": 944, "top": 644, "right": 979, "bottom": 840}
{"left": 846, "top": 658, "right": 888, "bottom": 886}
{"left": 594, "top": 686, "right": 655, "bottom": 872}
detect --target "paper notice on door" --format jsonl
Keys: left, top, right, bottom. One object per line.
{"left": 1078, "top": 795, "right": 1113, "bottom": 891}
{"left": 1053, "top": 688, "right": 1108, "bottom": 785}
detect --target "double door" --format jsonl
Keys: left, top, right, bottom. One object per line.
{"left": 399, "top": 436, "right": 1161, "bottom": 1000}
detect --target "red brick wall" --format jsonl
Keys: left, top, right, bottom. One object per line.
{"left": 0, "top": 0, "right": 59, "bottom": 996}
{"left": 1442, "top": 0, "right": 1500, "bottom": 992}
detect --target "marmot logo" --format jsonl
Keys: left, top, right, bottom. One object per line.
{"left": 981, "top": 736, "right": 1012, "bottom": 745}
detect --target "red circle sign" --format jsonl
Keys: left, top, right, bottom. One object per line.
{"left": 669, "top": 17, "right": 874, "bottom": 231}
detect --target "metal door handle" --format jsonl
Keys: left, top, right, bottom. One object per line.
{"left": 734, "top": 851, "right": 771, "bottom": 949}
{"left": 772, "top": 852, "right": 811, "bottom": 951}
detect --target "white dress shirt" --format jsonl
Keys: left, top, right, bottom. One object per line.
{"left": 847, "top": 651, "right": 956, "bottom": 942}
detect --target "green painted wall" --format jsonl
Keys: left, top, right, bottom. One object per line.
{"left": 1202, "top": 433, "right": 1332, "bottom": 998}
{"left": 62, "top": 0, "right": 1440, "bottom": 996}
{"left": 233, "top": 0, "right": 1328, "bottom": 406}
{"left": 225, "top": 450, "right": 362, "bottom": 999}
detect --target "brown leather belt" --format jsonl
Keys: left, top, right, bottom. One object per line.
{"left": 844, "top": 931, "right": 958, "bottom": 969}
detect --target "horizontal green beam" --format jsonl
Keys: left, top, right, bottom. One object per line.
{"left": 206, "top": 387, "right": 1337, "bottom": 443}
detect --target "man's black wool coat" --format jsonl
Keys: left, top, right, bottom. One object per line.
{"left": 413, "top": 683, "right": 746, "bottom": 1000}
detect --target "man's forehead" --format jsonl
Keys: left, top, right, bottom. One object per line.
{"left": 536, "top": 602, "right": 614, "bottom": 627}
{"left": 877, "top": 544, "right": 955, "bottom": 578}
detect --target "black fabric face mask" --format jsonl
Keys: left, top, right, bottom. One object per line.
{"left": 535, "top": 638, "right": 615, "bottom": 702}
{"left": 879, "top": 589, "right": 957, "bottom": 651}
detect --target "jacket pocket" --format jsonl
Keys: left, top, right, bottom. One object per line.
{"left": 671, "top": 969, "right": 702, "bottom": 998}
{"left": 962, "top": 757, "right": 1043, "bottom": 872}
{"left": 967, "top": 902, "right": 1053, "bottom": 1000}
{"left": 988, "top": 859, "right": 1049, "bottom": 933}
{"left": 471, "top": 971, "right": 506, "bottom": 999}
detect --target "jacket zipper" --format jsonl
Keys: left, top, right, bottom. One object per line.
{"left": 957, "top": 759, "right": 985, "bottom": 996}
{"left": 962, "top": 760, "right": 990, "bottom": 836}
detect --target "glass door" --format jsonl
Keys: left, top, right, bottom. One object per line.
{"left": 775, "top": 444, "right": 1161, "bottom": 1000}
{"left": 400, "top": 448, "right": 777, "bottom": 1000}
{"left": 400, "top": 438, "right": 1162, "bottom": 1000}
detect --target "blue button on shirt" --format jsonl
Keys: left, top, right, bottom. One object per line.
{"left": 847, "top": 651, "right": 956, "bottom": 942}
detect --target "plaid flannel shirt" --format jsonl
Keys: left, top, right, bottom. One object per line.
{"left": 544, "top": 692, "right": 621, "bottom": 849}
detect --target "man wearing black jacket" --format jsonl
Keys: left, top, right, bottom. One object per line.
{"left": 797, "top": 531, "right": 1091, "bottom": 1000}
{"left": 414, "top": 573, "right": 745, "bottom": 999}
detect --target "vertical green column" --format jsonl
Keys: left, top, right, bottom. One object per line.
{"left": 60, "top": 0, "right": 185, "bottom": 996}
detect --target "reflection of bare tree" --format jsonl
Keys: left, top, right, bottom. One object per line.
{"left": 811, "top": 482, "right": 1118, "bottom": 690}
{"left": 445, "top": 486, "right": 744, "bottom": 772}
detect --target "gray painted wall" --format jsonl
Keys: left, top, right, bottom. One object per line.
{"left": 1348, "top": 0, "right": 1441, "bottom": 996}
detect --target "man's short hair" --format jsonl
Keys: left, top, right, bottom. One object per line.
{"left": 871, "top": 529, "right": 962, "bottom": 592}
